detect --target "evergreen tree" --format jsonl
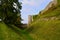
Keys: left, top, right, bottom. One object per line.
{"left": 0, "top": 0, "right": 22, "bottom": 26}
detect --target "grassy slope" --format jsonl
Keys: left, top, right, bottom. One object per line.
{"left": 0, "top": 22, "right": 33, "bottom": 40}
{"left": 27, "top": 1, "right": 60, "bottom": 40}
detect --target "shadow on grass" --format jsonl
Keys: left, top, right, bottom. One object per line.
{"left": 5, "top": 24, "right": 33, "bottom": 40}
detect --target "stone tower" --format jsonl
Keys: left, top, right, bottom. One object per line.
{"left": 28, "top": 15, "right": 33, "bottom": 25}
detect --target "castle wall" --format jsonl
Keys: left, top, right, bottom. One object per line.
{"left": 41, "top": 0, "right": 57, "bottom": 14}
{"left": 53, "top": 0, "right": 57, "bottom": 5}
{"left": 28, "top": 0, "right": 57, "bottom": 25}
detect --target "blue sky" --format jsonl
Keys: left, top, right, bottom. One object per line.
{"left": 19, "top": 0, "right": 52, "bottom": 24}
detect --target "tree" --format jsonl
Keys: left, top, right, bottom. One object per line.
{"left": 0, "top": 0, "right": 22, "bottom": 26}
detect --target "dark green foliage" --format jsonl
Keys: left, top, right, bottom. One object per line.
{"left": 33, "top": 15, "right": 38, "bottom": 21}
{"left": 0, "top": 0, "right": 22, "bottom": 26}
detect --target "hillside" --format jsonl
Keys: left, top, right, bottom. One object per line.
{"left": 27, "top": 0, "right": 60, "bottom": 40}
{"left": 0, "top": 0, "right": 60, "bottom": 40}
{"left": 0, "top": 22, "right": 33, "bottom": 40}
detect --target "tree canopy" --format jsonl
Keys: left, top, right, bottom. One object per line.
{"left": 0, "top": 0, "right": 22, "bottom": 26}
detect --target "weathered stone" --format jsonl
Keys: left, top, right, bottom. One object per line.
{"left": 41, "top": 0, "right": 57, "bottom": 14}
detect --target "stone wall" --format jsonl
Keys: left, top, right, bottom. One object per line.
{"left": 27, "top": 0, "right": 57, "bottom": 25}
{"left": 53, "top": 0, "right": 57, "bottom": 5}
{"left": 41, "top": 0, "right": 57, "bottom": 14}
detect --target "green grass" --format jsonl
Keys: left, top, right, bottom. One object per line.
{"left": 0, "top": 22, "right": 33, "bottom": 40}
{"left": 27, "top": 1, "right": 60, "bottom": 40}
{"left": 0, "top": 0, "right": 60, "bottom": 40}
{"left": 27, "top": 19, "right": 60, "bottom": 40}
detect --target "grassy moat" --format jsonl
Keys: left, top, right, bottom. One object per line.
{"left": 0, "top": 0, "right": 60, "bottom": 40}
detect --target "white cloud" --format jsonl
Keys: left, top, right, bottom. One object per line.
{"left": 19, "top": 0, "right": 51, "bottom": 23}
{"left": 22, "top": 0, "right": 35, "bottom": 5}
{"left": 21, "top": 0, "right": 45, "bottom": 6}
